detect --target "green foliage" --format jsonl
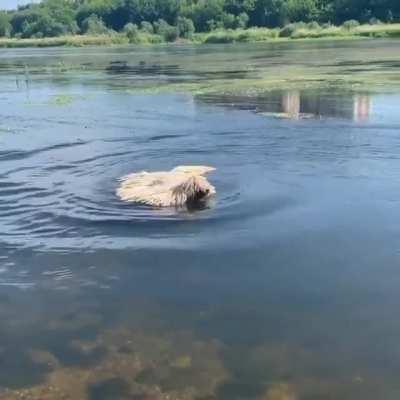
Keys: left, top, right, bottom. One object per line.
{"left": 2, "top": 0, "right": 400, "bottom": 40}
{"left": 82, "top": 14, "right": 109, "bottom": 35}
{"left": 279, "top": 23, "right": 297, "bottom": 37}
{"left": 123, "top": 22, "right": 137, "bottom": 33}
{"left": 182, "top": 0, "right": 226, "bottom": 31}
{"left": 21, "top": 14, "right": 70, "bottom": 38}
{"left": 140, "top": 21, "right": 154, "bottom": 34}
{"left": 386, "top": 10, "right": 394, "bottom": 23}
{"left": 76, "top": 0, "right": 127, "bottom": 31}
{"left": 153, "top": 18, "right": 178, "bottom": 41}
{"left": 0, "top": 12, "right": 11, "bottom": 37}
{"left": 369, "top": 17, "right": 383, "bottom": 25}
{"left": 236, "top": 12, "right": 250, "bottom": 28}
{"left": 307, "top": 21, "right": 320, "bottom": 30}
{"left": 10, "top": 0, "right": 78, "bottom": 38}
{"left": 177, "top": 16, "right": 195, "bottom": 39}
{"left": 123, "top": 22, "right": 140, "bottom": 42}
{"left": 280, "top": 0, "right": 319, "bottom": 24}
{"left": 222, "top": 13, "right": 236, "bottom": 28}
{"left": 203, "top": 26, "right": 278, "bottom": 43}
{"left": 342, "top": 19, "right": 360, "bottom": 30}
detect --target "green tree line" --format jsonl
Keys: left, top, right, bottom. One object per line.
{"left": 0, "top": 0, "right": 399, "bottom": 39}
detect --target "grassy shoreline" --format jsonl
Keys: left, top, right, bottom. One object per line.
{"left": 0, "top": 23, "right": 399, "bottom": 48}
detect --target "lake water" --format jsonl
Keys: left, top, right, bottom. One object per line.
{"left": 1, "top": 40, "right": 400, "bottom": 400}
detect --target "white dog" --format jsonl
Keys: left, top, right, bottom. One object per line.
{"left": 117, "top": 165, "right": 216, "bottom": 207}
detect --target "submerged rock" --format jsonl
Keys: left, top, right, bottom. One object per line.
{"left": 116, "top": 165, "right": 216, "bottom": 208}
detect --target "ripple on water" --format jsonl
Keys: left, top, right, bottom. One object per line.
{"left": 0, "top": 129, "right": 296, "bottom": 252}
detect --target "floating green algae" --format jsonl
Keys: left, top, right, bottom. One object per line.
{"left": 48, "top": 94, "right": 76, "bottom": 106}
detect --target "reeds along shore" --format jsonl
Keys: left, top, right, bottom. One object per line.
{"left": 1, "top": 23, "right": 400, "bottom": 48}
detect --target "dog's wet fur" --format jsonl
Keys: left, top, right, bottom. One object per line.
{"left": 117, "top": 166, "right": 216, "bottom": 209}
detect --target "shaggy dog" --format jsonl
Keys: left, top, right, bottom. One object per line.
{"left": 117, "top": 165, "right": 216, "bottom": 208}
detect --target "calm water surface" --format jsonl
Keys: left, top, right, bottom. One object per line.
{"left": 1, "top": 40, "right": 400, "bottom": 399}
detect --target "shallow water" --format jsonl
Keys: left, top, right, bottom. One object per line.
{"left": 1, "top": 40, "right": 400, "bottom": 399}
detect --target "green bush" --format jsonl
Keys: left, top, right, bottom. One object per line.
{"left": 342, "top": 20, "right": 360, "bottom": 30}
{"left": 144, "top": 33, "right": 163, "bottom": 43}
{"left": 307, "top": 21, "right": 320, "bottom": 30}
{"left": 0, "top": 12, "right": 11, "bottom": 37}
{"left": 279, "top": 23, "right": 296, "bottom": 37}
{"left": 204, "top": 27, "right": 279, "bottom": 44}
{"left": 237, "top": 27, "right": 279, "bottom": 41}
{"left": 153, "top": 19, "right": 178, "bottom": 42}
{"left": 140, "top": 21, "right": 154, "bottom": 34}
{"left": 123, "top": 22, "right": 140, "bottom": 43}
{"left": 177, "top": 16, "right": 195, "bottom": 39}
{"left": 222, "top": 13, "right": 235, "bottom": 29}
{"left": 20, "top": 13, "right": 70, "bottom": 38}
{"left": 206, "top": 19, "right": 224, "bottom": 31}
{"left": 82, "top": 14, "right": 109, "bottom": 35}
{"left": 372, "top": 31, "right": 388, "bottom": 38}
{"left": 183, "top": 0, "right": 226, "bottom": 32}
{"left": 204, "top": 30, "right": 235, "bottom": 43}
{"left": 235, "top": 12, "right": 249, "bottom": 29}
{"left": 369, "top": 17, "right": 383, "bottom": 25}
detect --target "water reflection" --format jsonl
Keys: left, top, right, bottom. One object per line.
{"left": 199, "top": 90, "right": 372, "bottom": 121}
{"left": 353, "top": 94, "right": 371, "bottom": 122}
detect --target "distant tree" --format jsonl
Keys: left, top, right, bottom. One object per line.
{"left": 182, "top": 0, "right": 226, "bottom": 31}
{"left": 177, "top": 16, "right": 195, "bottom": 38}
{"left": 386, "top": 9, "right": 393, "bottom": 23}
{"left": 222, "top": 12, "right": 236, "bottom": 28}
{"left": 81, "top": 14, "right": 109, "bottom": 34}
{"left": 3, "top": 0, "right": 400, "bottom": 38}
{"left": 247, "top": 0, "right": 281, "bottom": 26}
{"left": 224, "top": 0, "right": 257, "bottom": 15}
{"left": 10, "top": 7, "right": 41, "bottom": 35}
{"left": 123, "top": 22, "right": 140, "bottom": 42}
{"left": 77, "top": 0, "right": 127, "bottom": 31}
{"left": 123, "top": 0, "right": 180, "bottom": 25}
{"left": 280, "top": 0, "right": 319, "bottom": 24}
{"left": 0, "top": 12, "right": 11, "bottom": 37}
{"left": 9, "top": 0, "right": 78, "bottom": 38}
{"left": 236, "top": 12, "right": 249, "bottom": 28}
{"left": 153, "top": 18, "right": 178, "bottom": 41}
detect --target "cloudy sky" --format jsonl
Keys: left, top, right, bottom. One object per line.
{"left": 1, "top": 0, "right": 39, "bottom": 10}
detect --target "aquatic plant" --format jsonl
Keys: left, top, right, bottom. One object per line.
{"left": 0, "top": 33, "right": 128, "bottom": 48}
{"left": 48, "top": 94, "right": 75, "bottom": 106}
{"left": 2, "top": 327, "right": 227, "bottom": 400}
{"left": 201, "top": 27, "right": 279, "bottom": 44}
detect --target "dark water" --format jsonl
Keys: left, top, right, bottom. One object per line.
{"left": 1, "top": 40, "right": 400, "bottom": 399}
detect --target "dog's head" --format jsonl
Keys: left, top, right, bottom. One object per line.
{"left": 172, "top": 175, "right": 215, "bottom": 208}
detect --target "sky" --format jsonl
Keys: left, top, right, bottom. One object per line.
{"left": 1, "top": 0, "right": 39, "bottom": 10}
